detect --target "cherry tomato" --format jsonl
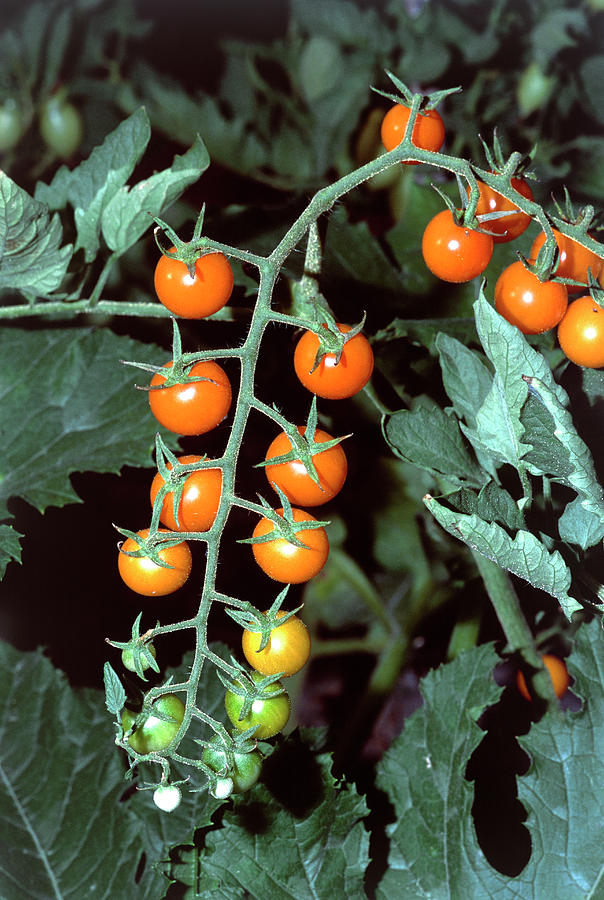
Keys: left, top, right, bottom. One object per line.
{"left": 118, "top": 528, "right": 192, "bottom": 596}
{"left": 202, "top": 738, "right": 263, "bottom": 792}
{"left": 0, "top": 99, "right": 24, "bottom": 152}
{"left": 153, "top": 784, "right": 182, "bottom": 812}
{"left": 150, "top": 455, "right": 223, "bottom": 532}
{"left": 121, "top": 694, "right": 185, "bottom": 753}
{"left": 381, "top": 103, "right": 445, "bottom": 164}
{"left": 154, "top": 249, "right": 233, "bottom": 318}
{"left": 251, "top": 508, "right": 329, "bottom": 583}
{"left": 494, "top": 260, "right": 568, "bottom": 334}
{"left": 264, "top": 427, "right": 347, "bottom": 506}
{"left": 224, "top": 671, "right": 290, "bottom": 739}
{"left": 242, "top": 610, "right": 311, "bottom": 676}
{"left": 557, "top": 295, "right": 604, "bottom": 368}
{"left": 470, "top": 177, "right": 534, "bottom": 243}
{"left": 293, "top": 324, "right": 374, "bottom": 400}
{"left": 39, "top": 96, "right": 83, "bottom": 158}
{"left": 122, "top": 643, "right": 157, "bottom": 673}
{"left": 531, "top": 230, "right": 603, "bottom": 293}
{"left": 149, "top": 360, "right": 232, "bottom": 436}
{"left": 421, "top": 209, "right": 493, "bottom": 283}
{"left": 516, "top": 654, "right": 570, "bottom": 701}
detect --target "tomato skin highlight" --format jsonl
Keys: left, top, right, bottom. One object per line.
{"left": 421, "top": 210, "right": 493, "bottom": 283}
{"left": 122, "top": 694, "right": 186, "bottom": 752}
{"left": 380, "top": 104, "right": 445, "bottom": 163}
{"left": 494, "top": 261, "right": 568, "bottom": 334}
{"left": 558, "top": 295, "right": 604, "bottom": 368}
{"left": 224, "top": 672, "right": 290, "bottom": 739}
{"left": 471, "top": 177, "right": 534, "bottom": 243}
{"left": 252, "top": 508, "right": 329, "bottom": 584}
{"left": 531, "top": 230, "right": 603, "bottom": 293}
{"left": 294, "top": 324, "right": 374, "bottom": 399}
{"left": 154, "top": 250, "right": 233, "bottom": 318}
{"left": 516, "top": 655, "right": 570, "bottom": 701}
{"left": 150, "top": 455, "right": 223, "bottom": 532}
{"left": 242, "top": 610, "right": 311, "bottom": 676}
{"left": 118, "top": 528, "right": 192, "bottom": 596}
{"left": 264, "top": 427, "right": 347, "bottom": 506}
{"left": 149, "top": 360, "right": 232, "bottom": 436}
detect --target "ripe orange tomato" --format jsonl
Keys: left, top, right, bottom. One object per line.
{"left": 516, "top": 654, "right": 570, "bottom": 701}
{"left": 470, "top": 176, "right": 534, "bottom": 243}
{"left": 558, "top": 295, "right": 604, "bottom": 368}
{"left": 251, "top": 508, "right": 329, "bottom": 583}
{"left": 150, "top": 455, "right": 223, "bottom": 532}
{"left": 530, "top": 230, "right": 603, "bottom": 293}
{"left": 149, "top": 360, "right": 232, "bottom": 435}
{"left": 381, "top": 104, "right": 445, "bottom": 163}
{"left": 494, "top": 260, "right": 568, "bottom": 334}
{"left": 264, "top": 427, "right": 347, "bottom": 506}
{"left": 118, "top": 528, "right": 192, "bottom": 596}
{"left": 293, "top": 324, "right": 374, "bottom": 399}
{"left": 421, "top": 209, "right": 493, "bottom": 283}
{"left": 242, "top": 610, "right": 311, "bottom": 676}
{"left": 154, "top": 249, "right": 233, "bottom": 318}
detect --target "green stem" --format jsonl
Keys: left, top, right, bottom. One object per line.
{"left": 0, "top": 299, "right": 243, "bottom": 320}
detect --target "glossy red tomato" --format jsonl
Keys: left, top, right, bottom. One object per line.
{"left": 264, "top": 427, "right": 347, "bottom": 506}
{"left": 516, "top": 654, "right": 570, "bottom": 701}
{"left": 494, "top": 261, "right": 568, "bottom": 334}
{"left": 154, "top": 249, "right": 233, "bottom": 318}
{"left": 242, "top": 610, "right": 311, "bottom": 676}
{"left": 421, "top": 209, "right": 493, "bottom": 283}
{"left": 531, "top": 230, "right": 603, "bottom": 293}
{"left": 118, "top": 528, "right": 192, "bottom": 596}
{"left": 150, "top": 455, "right": 223, "bottom": 532}
{"left": 381, "top": 104, "right": 445, "bottom": 163}
{"left": 149, "top": 360, "right": 232, "bottom": 435}
{"left": 557, "top": 295, "right": 604, "bottom": 367}
{"left": 294, "top": 324, "right": 374, "bottom": 399}
{"left": 470, "top": 176, "right": 534, "bottom": 243}
{"left": 251, "top": 508, "right": 329, "bottom": 583}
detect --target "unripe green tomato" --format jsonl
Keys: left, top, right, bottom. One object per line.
{"left": 121, "top": 694, "right": 185, "bottom": 753}
{"left": 39, "top": 96, "right": 83, "bottom": 158}
{"left": 0, "top": 99, "right": 24, "bottom": 152}
{"left": 224, "top": 672, "right": 290, "bottom": 739}
{"left": 516, "top": 62, "right": 554, "bottom": 118}
{"left": 202, "top": 738, "right": 263, "bottom": 793}
{"left": 153, "top": 784, "right": 182, "bottom": 812}
{"left": 298, "top": 35, "right": 343, "bottom": 104}
{"left": 121, "top": 642, "right": 157, "bottom": 673}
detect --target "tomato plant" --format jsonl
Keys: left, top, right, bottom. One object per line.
{"left": 471, "top": 176, "right": 534, "bottom": 243}
{"left": 263, "top": 427, "right": 347, "bottom": 506}
{"left": 117, "top": 528, "right": 192, "bottom": 596}
{"left": 381, "top": 103, "right": 445, "bottom": 161}
{"left": 293, "top": 324, "right": 374, "bottom": 399}
{"left": 121, "top": 694, "right": 186, "bottom": 753}
{"left": 122, "top": 642, "right": 156, "bottom": 673}
{"left": 242, "top": 610, "right": 311, "bottom": 676}
{"left": 224, "top": 672, "right": 290, "bottom": 739}
{"left": 557, "top": 295, "right": 604, "bottom": 367}
{"left": 149, "top": 360, "right": 232, "bottom": 435}
{"left": 154, "top": 249, "right": 233, "bottom": 318}
{"left": 421, "top": 209, "right": 493, "bottom": 283}
{"left": 516, "top": 655, "right": 570, "bottom": 701}
{"left": 494, "top": 260, "right": 568, "bottom": 334}
{"left": 202, "top": 738, "right": 263, "bottom": 792}
{"left": 150, "top": 455, "right": 223, "bottom": 532}
{"left": 251, "top": 508, "right": 329, "bottom": 583}
{"left": 531, "top": 230, "right": 603, "bottom": 293}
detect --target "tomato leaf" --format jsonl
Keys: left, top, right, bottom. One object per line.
{"left": 424, "top": 498, "right": 580, "bottom": 618}
{"left": 0, "top": 171, "right": 72, "bottom": 297}
{"left": 35, "top": 108, "right": 151, "bottom": 262}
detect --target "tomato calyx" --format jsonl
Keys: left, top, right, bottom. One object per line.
{"left": 107, "top": 611, "right": 159, "bottom": 680}
{"left": 372, "top": 69, "right": 460, "bottom": 113}
{"left": 199, "top": 730, "right": 264, "bottom": 798}
{"left": 226, "top": 584, "right": 302, "bottom": 654}
{"left": 152, "top": 434, "right": 219, "bottom": 530}
{"left": 255, "top": 396, "right": 350, "bottom": 492}
{"left": 218, "top": 666, "right": 287, "bottom": 722}
{"left": 304, "top": 309, "right": 367, "bottom": 371}
{"left": 114, "top": 525, "right": 188, "bottom": 570}
{"left": 240, "top": 488, "right": 330, "bottom": 552}
{"left": 154, "top": 207, "right": 226, "bottom": 279}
